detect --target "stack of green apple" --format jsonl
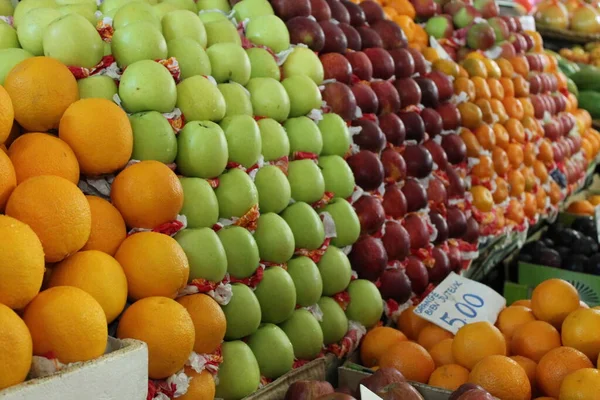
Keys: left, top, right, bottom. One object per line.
{"left": 0, "top": 0, "right": 385, "bottom": 398}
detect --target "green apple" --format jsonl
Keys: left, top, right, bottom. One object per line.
{"left": 246, "top": 77, "right": 290, "bottom": 122}
{"left": 287, "top": 160, "right": 325, "bottom": 204}
{"left": 284, "top": 117, "right": 323, "bottom": 156}
{"left": 281, "top": 202, "right": 325, "bottom": 250}
{"left": 215, "top": 168, "right": 259, "bottom": 218}
{"left": 318, "top": 296, "right": 349, "bottom": 345}
{"left": 162, "top": 10, "right": 207, "bottom": 47}
{"left": 282, "top": 75, "right": 322, "bottom": 118}
{"left": 247, "top": 324, "right": 293, "bottom": 380}
{"left": 318, "top": 155, "right": 355, "bottom": 199}
{"left": 207, "top": 43, "right": 251, "bottom": 85}
{"left": 221, "top": 283, "right": 262, "bottom": 340}
{"left": 0, "top": 48, "right": 32, "bottom": 84}
{"left": 58, "top": 4, "right": 97, "bottom": 24}
{"left": 232, "top": 0, "right": 273, "bottom": 20}
{"left": 77, "top": 75, "right": 118, "bottom": 100}
{"left": 43, "top": 14, "right": 103, "bottom": 68}
{"left": 0, "top": 0, "right": 14, "bottom": 15}
{"left": 319, "top": 113, "right": 352, "bottom": 157}
{"left": 220, "top": 115, "right": 261, "bottom": 168}
{"left": 197, "top": 0, "right": 230, "bottom": 12}
{"left": 282, "top": 47, "right": 324, "bottom": 85}
{"left": 13, "top": 0, "right": 57, "bottom": 28}
{"left": 119, "top": 59, "right": 177, "bottom": 113}
{"left": 153, "top": 2, "right": 179, "bottom": 18}
{"left": 320, "top": 198, "right": 360, "bottom": 247}
{"left": 129, "top": 111, "right": 177, "bottom": 163}
{"left": 54, "top": 0, "right": 96, "bottom": 7}
{"left": 167, "top": 38, "right": 211, "bottom": 79}
{"left": 176, "top": 75, "right": 226, "bottom": 122}
{"left": 215, "top": 341, "right": 260, "bottom": 400}
{"left": 174, "top": 228, "right": 228, "bottom": 282}
{"left": 317, "top": 246, "right": 352, "bottom": 296}
{"left": 179, "top": 177, "right": 219, "bottom": 229}
{"left": 204, "top": 20, "right": 241, "bottom": 47}
{"left": 0, "top": 21, "right": 19, "bottom": 49}
{"left": 287, "top": 257, "right": 323, "bottom": 307}
{"left": 279, "top": 309, "right": 324, "bottom": 360}
{"left": 16, "top": 8, "right": 61, "bottom": 55}
{"left": 217, "top": 226, "right": 259, "bottom": 279}
{"left": 113, "top": 2, "right": 161, "bottom": 31}
{"left": 103, "top": 41, "right": 111, "bottom": 56}
{"left": 253, "top": 165, "right": 290, "bottom": 214}
{"left": 162, "top": 0, "right": 196, "bottom": 12}
{"left": 111, "top": 21, "right": 167, "bottom": 67}
{"left": 218, "top": 82, "right": 253, "bottom": 117}
{"left": 198, "top": 10, "right": 228, "bottom": 24}
{"left": 245, "top": 15, "right": 289, "bottom": 53}
{"left": 246, "top": 47, "right": 280, "bottom": 81}
{"left": 345, "top": 279, "right": 383, "bottom": 328}
{"left": 99, "top": 0, "right": 134, "bottom": 13}
{"left": 176, "top": 121, "right": 228, "bottom": 178}
{"left": 258, "top": 118, "right": 289, "bottom": 161}
{"left": 254, "top": 266, "right": 296, "bottom": 323}
{"left": 253, "top": 213, "right": 294, "bottom": 263}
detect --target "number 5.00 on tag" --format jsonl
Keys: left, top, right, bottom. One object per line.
{"left": 413, "top": 272, "right": 506, "bottom": 334}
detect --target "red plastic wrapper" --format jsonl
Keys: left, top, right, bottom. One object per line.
{"left": 332, "top": 290, "right": 351, "bottom": 311}
{"left": 326, "top": 320, "right": 367, "bottom": 359}
{"left": 213, "top": 203, "right": 260, "bottom": 232}
{"left": 127, "top": 216, "right": 187, "bottom": 238}
{"left": 229, "top": 264, "right": 266, "bottom": 289}
{"left": 311, "top": 191, "right": 334, "bottom": 210}
{"left": 268, "top": 155, "right": 289, "bottom": 175}
{"left": 293, "top": 353, "right": 325, "bottom": 369}
{"left": 206, "top": 178, "right": 220, "bottom": 189}
{"left": 383, "top": 298, "right": 412, "bottom": 324}
{"left": 68, "top": 55, "right": 119, "bottom": 80}
{"left": 294, "top": 238, "right": 331, "bottom": 264}
{"left": 187, "top": 346, "right": 223, "bottom": 376}
{"left": 96, "top": 18, "right": 114, "bottom": 42}
{"left": 157, "top": 58, "right": 182, "bottom": 83}
{"left": 162, "top": 109, "right": 185, "bottom": 134}
{"left": 292, "top": 151, "right": 319, "bottom": 161}
{"left": 181, "top": 276, "right": 233, "bottom": 305}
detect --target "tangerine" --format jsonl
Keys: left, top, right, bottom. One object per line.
{"left": 496, "top": 306, "right": 536, "bottom": 341}
{"left": 536, "top": 346, "right": 593, "bottom": 398}
{"left": 469, "top": 355, "right": 531, "bottom": 400}
{"left": 430, "top": 338, "right": 455, "bottom": 367}
{"left": 360, "top": 326, "right": 408, "bottom": 367}
{"left": 561, "top": 308, "right": 600, "bottom": 361}
{"left": 0, "top": 304, "right": 32, "bottom": 390}
{"left": 379, "top": 341, "right": 435, "bottom": 383}
{"left": 511, "top": 320, "right": 561, "bottom": 362}
{"left": 531, "top": 279, "right": 580, "bottom": 328}
{"left": 452, "top": 321, "right": 507, "bottom": 370}
{"left": 428, "top": 364, "right": 470, "bottom": 391}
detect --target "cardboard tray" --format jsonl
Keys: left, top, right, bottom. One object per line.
{"left": 338, "top": 361, "right": 451, "bottom": 400}
{"left": 0, "top": 337, "right": 148, "bottom": 400}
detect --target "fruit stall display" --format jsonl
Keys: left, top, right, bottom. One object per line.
{"left": 534, "top": 0, "right": 600, "bottom": 38}
{"left": 0, "top": 0, "right": 600, "bottom": 399}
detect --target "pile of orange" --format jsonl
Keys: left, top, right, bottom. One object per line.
{"left": 361, "top": 279, "right": 600, "bottom": 399}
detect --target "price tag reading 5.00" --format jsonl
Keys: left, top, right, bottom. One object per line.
{"left": 413, "top": 272, "right": 506, "bottom": 334}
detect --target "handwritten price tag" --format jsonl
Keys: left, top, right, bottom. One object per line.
{"left": 413, "top": 272, "right": 506, "bottom": 334}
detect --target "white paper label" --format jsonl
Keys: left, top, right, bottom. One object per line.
{"left": 413, "top": 272, "right": 506, "bottom": 334}
{"left": 360, "top": 385, "right": 383, "bottom": 400}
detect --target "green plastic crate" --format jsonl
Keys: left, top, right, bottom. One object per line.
{"left": 503, "top": 281, "right": 530, "bottom": 306}
{"left": 517, "top": 262, "right": 600, "bottom": 306}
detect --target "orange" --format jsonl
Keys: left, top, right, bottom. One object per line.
{"left": 513, "top": 75, "right": 531, "bottom": 97}
{"left": 454, "top": 77, "right": 476, "bottom": 101}
{"left": 549, "top": 181, "right": 562, "bottom": 206}
{"left": 588, "top": 195, "right": 600, "bottom": 206}
{"left": 566, "top": 93, "right": 578, "bottom": 112}
{"left": 460, "top": 127, "right": 482, "bottom": 157}
{"left": 469, "top": 355, "right": 531, "bottom": 400}
{"left": 379, "top": 341, "right": 435, "bottom": 383}
{"left": 462, "top": 58, "right": 488, "bottom": 78}
{"left": 519, "top": 97, "right": 535, "bottom": 118}
{"left": 471, "top": 185, "right": 494, "bottom": 212}
{"left": 523, "top": 116, "right": 543, "bottom": 138}
{"left": 510, "top": 56, "right": 530, "bottom": 77}
{"left": 494, "top": 123, "right": 510, "bottom": 149}
{"left": 111, "top": 160, "right": 184, "bottom": 229}
{"left": 0, "top": 304, "right": 32, "bottom": 390}
{"left": 0, "top": 85, "right": 14, "bottom": 145}
{"left": 472, "top": 76, "right": 491, "bottom": 99}
{"left": 474, "top": 125, "right": 496, "bottom": 150}
{"left": 524, "top": 193, "right": 537, "bottom": 219}
{"left": 522, "top": 167, "right": 536, "bottom": 192}
{"left": 428, "top": 364, "right": 470, "bottom": 391}
{"left": 458, "top": 102, "right": 483, "bottom": 129}
{"left": 531, "top": 279, "right": 580, "bottom": 328}
{"left": 537, "top": 139, "right": 554, "bottom": 165}
{"left": 561, "top": 308, "right": 600, "bottom": 361}
{"left": 483, "top": 59, "right": 502, "bottom": 79}
{"left": 117, "top": 296, "right": 195, "bottom": 379}
{"left": 508, "top": 169, "right": 525, "bottom": 196}
{"left": 8, "top": 132, "right": 80, "bottom": 184}
{"left": 59, "top": 98, "right": 133, "bottom": 177}
{"left": 23, "top": 286, "right": 107, "bottom": 364}
{"left": 48, "top": 250, "right": 128, "bottom": 324}
{"left": 511, "top": 321, "right": 561, "bottom": 362}
{"left": 360, "top": 326, "right": 408, "bottom": 367}
{"left": 537, "top": 188, "right": 548, "bottom": 211}
{"left": 410, "top": 25, "right": 428, "bottom": 49}
{"left": 490, "top": 99, "right": 509, "bottom": 124}
{"left": 384, "top": 6, "right": 399, "bottom": 19}
{"left": 506, "top": 199, "right": 526, "bottom": 224}
{"left": 487, "top": 78, "right": 505, "bottom": 100}
{"left": 0, "top": 149, "right": 16, "bottom": 212}
{"left": 115, "top": 232, "right": 189, "bottom": 300}
{"left": 452, "top": 321, "right": 507, "bottom": 370}
{"left": 433, "top": 59, "right": 461, "bottom": 78}
{"left": 497, "top": 58, "right": 515, "bottom": 78}
{"left": 476, "top": 99, "right": 495, "bottom": 124}
{"left": 513, "top": 299, "right": 532, "bottom": 308}
{"left": 492, "top": 147, "right": 510, "bottom": 175}
{"left": 511, "top": 356, "right": 537, "bottom": 389}
{"left": 389, "top": 0, "right": 415, "bottom": 18}
{"left": 430, "top": 338, "right": 455, "bottom": 367}
{"left": 471, "top": 155, "right": 494, "bottom": 180}
{"left": 536, "top": 347, "right": 593, "bottom": 398}
{"left": 500, "top": 77, "right": 516, "bottom": 97}
{"left": 558, "top": 368, "right": 600, "bottom": 400}
{"left": 81, "top": 196, "right": 127, "bottom": 256}
{"left": 496, "top": 306, "right": 536, "bottom": 341}
{"left": 523, "top": 143, "right": 536, "bottom": 167}
{"left": 507, "top": 144, "right": 525, "bottom": 169}
{"left": 493, "top": 177, "right": 509, "bottom": 204}
{"left": 417, "top": 324, "right": 453, "bottom": 351}
{"left": 0, "top": 215, "right": 44, "bottom": 310}
{"left": 178, "top": 368, "right": 216, "bottom": 400}
{"left": 396, "top": 305, "right": 431, "bottom": 340}
{"left": 392, "top": 15, "right": 414, "bottom": 42}
{"left": 6, "top": 175, "right": 91, "bottom": 263}
{"left": 581, "top": 138, "right": 594, "bottom": 161}
{"left": 4, "top": 57, "right": 79, "bottom": 132}
{"left": 422, "top": 48, "right": 440, "bottom": 63}
{"left": 177, "top": 294, "right": 227, "bottom": 355}
{"left": 506, "top": 118, "right": 526, "bottom": 143}
{"left": 567, "top": 200, "right": 595, "bottom": 216}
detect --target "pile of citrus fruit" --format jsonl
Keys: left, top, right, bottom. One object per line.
{"left": 360, "top": 278, "right": 600, "bottom": 399}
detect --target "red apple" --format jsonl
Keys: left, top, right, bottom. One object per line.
{"left": 424, "top": 139, "right": 448, "bottom": 169}
{"left": 351, "top": 82, "right": 379, "bottom": 114}
{"left": 426, "top": 71, "right": 453, "bottom": 102}
{"left": 360, "top": 1, "right": 385, "bottom": 24}
{"left": 352, "top": 119, "right": 386, "bottom": 152}
{"left": 427, "top": 176, "right": 448, "bottom": 207}
{"left": 349, "top": 235, "right": 388, "bottom": 281}
{"left": 388, "top": 48, "right": 415, "bottom": 78}
{"left": 430, "top": 211, "right": 449, "bottom": 244}
{"left": 381, "top": 148, "right": 406, "bottom": 182}
{"left": 339, "top": 23, "right": 362, "bottom": 51}
{"left": 379, "top": 267, "right": 412, "bottom": 303}
{"left": 420, "top": 108, "right": 443, "bottom": 138}
{"left": 448, "top": 245, "right": 462, "bottom": 273}
{"left": 345, "top": 51, "right": 373, "bottom": 81}
{"left": 402, "top": 178, "right": 427, "bottom": 212}
{"left": 325, "top": 0, "right": 351, "bottom": 23}
{"left": 429, "top": 246, "right": 451, "bottom": 283}
{"left": 446, "top": 166, "right": 465, "bottom": 197}
{"left": 442, "top": 134, "right": 467, "bottom": 164}
{"left": 287, "top": 17, "right": 326, "bottom": 52}
{"left": 393, "top": 78, "right": 422, "bottom": 107}
{"left": 376, "top": 382, "right": 424, "bottom": 400}
{"left": 320, "top": 53, "right": 352, "bottom": 83}
{"left": 357, "top": 26, "right": 383, "bottom": 48}
{"left": 354, "top": 195, "right": 386, "bottom": 235}
{"left": 414, "top": 77, "right": 440, "bottom": 108}
{"left": 397, "top": 111, "right": 425, "bottom": 142}
{"left": 371, "top": 80, "right": 401, "bottom": 114}
{"left": 379, "top": 113, "right": 406, "bottom": 146}
{"left": 463, "top": 216, "right": 480, "bottom": 244}
{"left": 310, "top": 0, "right": 332, "bottom": 21}
{"left": 436, "top": 103, "right": 461, "bottom": 131}
{"left": 341, "top": 0, "right": 366, "bottom": 26}
{"left": 347, "top": 150, "right": 384, "bottom": 191}
{"left": 363, "top": 48, "right": 395, "bottom": 79}
{"left": 322, "top": 82, "right": 357, "bottom": 121}
{"left": 405, "top": 256, "right": 429, "bottom": 294}
{"left": 447, "top": 206, "right": 467, "bottom": 238}
{"left": 407, "top": 48, "right": 427, "bottom": 75}
{"left": 272, "top": 0, "right": 312, "bottom": 20}
{"left": 285, "top": 381, "right": 335, "bottom": 400}
{"left": 413, "top": 0, "right": 436, "bottom": 19}
{"left": 403, "top": 144, "right": 433, "bottom": 178}
{"left": 382, "top": 220, "right": 411, "bottom": 261}
{"left": 371, "top": 20, "right": 408, "bottom": 50}
{"left": 319, "top": 20, "right": 349, "bottom": 54}
{"left": 359, "top": 368, "right": 406, "bottom": 394}
{"left": 383, "top": 184, "right": 407, "bottom": 219}
{"left": 404, "top": 214, "right": 430, "bottom": 249}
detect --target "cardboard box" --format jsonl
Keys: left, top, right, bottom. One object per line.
{"left": 338, "top": 361, "right": 451, "bottom": 400}
{"left": 0, "top": 337, "right": 148, "bottom": 400}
